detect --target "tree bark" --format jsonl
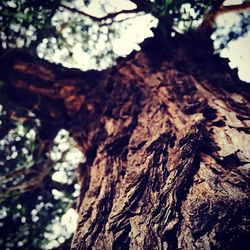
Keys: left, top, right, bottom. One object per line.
{"left": 1, "top": 34, "right": 250, "bottom": 249}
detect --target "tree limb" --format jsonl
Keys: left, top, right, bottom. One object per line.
{"left": 0, "top": 50, "right": 105, "bottom": 121}
{"left": 0, "top": 158, "right": 52, "bottom": 201}
{"left": 199, "top": 1, "right": 250, "bottom": 31}
{"left": 48, "top": 180, "right": 75, "bottom": 193}
{"left": 60, "top": 4, "right": 140, "bottom": 22}
{"left": 0, "top": 49, "right": 111, "bottom": 150}
{"left": 219, "top": 2, "right": 250, "bottom": 15}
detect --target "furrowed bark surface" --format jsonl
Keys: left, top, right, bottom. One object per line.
{"left": 1, "top": 35, "right": 250, "bottom": 249}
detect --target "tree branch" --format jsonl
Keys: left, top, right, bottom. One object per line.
{"left": 0, "top": 50, "right": 110, "bottom": 149}
{"left": 48, "top": 180, "right": 75, "bottom": 193}
{"left": 0, "top": 50, "right": 104, "bottom": 121}
{"left": 199, "top": 1, "right": 250, "bottom": 31}
{"left": 0, "top": 158, "right": 52, "bottom": 201}
{"left": 60, "top": 4, "right": 140, "bottom": 22}
{"left": 219, "top": 2, "right": 250, "bottom": 15}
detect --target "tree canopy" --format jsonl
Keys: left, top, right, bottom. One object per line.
{"left": 0, "top": 0, "right": 250, "bottom": 249}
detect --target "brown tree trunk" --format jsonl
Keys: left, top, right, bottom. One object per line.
{"left": 1, "top": 34, "right": 250, "bottom": 249}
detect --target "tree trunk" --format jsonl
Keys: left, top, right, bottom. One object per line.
{"left": 1, "top": 34, "right": 250, "bottom": 250}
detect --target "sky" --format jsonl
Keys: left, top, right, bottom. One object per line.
{"left": 214, "top": 0, "right": 250, "bottom": 82}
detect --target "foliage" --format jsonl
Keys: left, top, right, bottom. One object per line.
{"left": 1, "top": 0, "right": 249, "bottom": 68}
{"left": 151, "top": 0, "right": 213, "bottom": 27}
{"left": 0, "top": 0, "right": 61, "bottom": 50}
{"left": 0, "top": 103, "right": 82, "bottom": 249}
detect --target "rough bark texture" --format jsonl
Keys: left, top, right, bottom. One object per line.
{"left": 1, "top": 34, "right": 250, "bottom": 249}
